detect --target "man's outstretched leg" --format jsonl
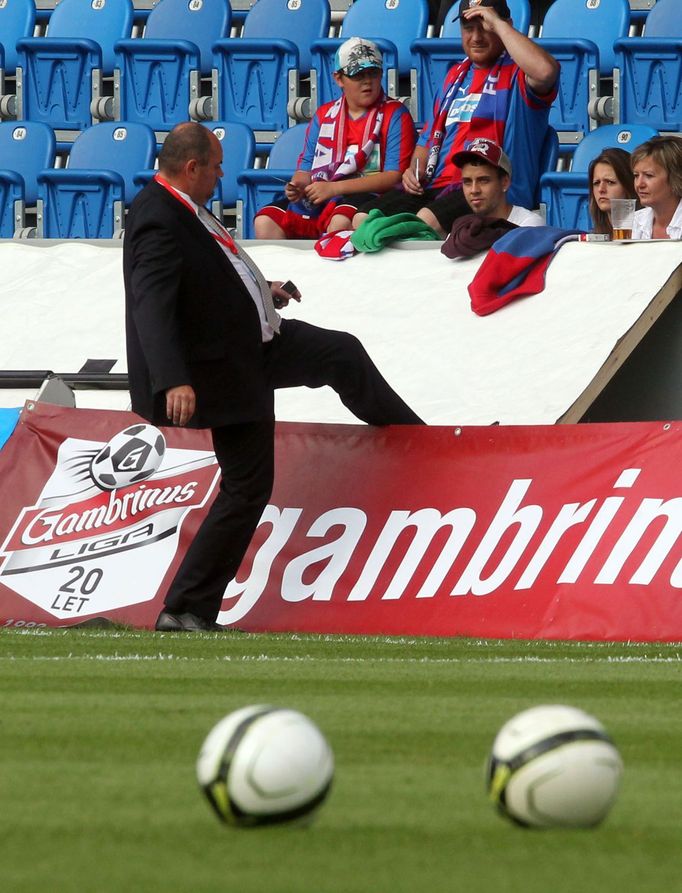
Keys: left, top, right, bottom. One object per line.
{"left": 266, "top": 319, "right": 424, "bottom": 425}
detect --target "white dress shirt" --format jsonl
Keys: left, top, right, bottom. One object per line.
{"left": 632, "top": 198, "right": 682, "bottom": 241}
{"left": 175, "top": 187, "right": 276, "bottom": 342}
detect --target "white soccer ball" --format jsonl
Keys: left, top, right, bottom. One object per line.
{"left": 196, "top": 705, "right": 334, "bottom": 827}
{"left": 487, "top": 704, "right": 623, "bottom": 828}
{"left": 91, "top": 423, "right": 166, "bottom": 491}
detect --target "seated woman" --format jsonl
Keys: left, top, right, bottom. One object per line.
{"left": 588, "top": 147, "right": 636, "bottom": 238}
{"left": 631, "top": 135, "right": 682, "bottom": 240}
{"left": 254, "top": 38, "right": 416, "bottom": 240}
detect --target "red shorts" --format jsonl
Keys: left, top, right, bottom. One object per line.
{"left": 255, "top": 194, "right": 376, "bottom": 238}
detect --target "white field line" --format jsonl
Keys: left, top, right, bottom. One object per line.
{"left": 4, "top": 628, "right": 682, "bottom": 649}
{"left": 1, "top": 653, "right": 681, "bottom": 664}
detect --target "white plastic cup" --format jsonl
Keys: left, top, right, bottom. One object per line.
{"left": 610, "top": 198, "right": 636, "bottom": 240}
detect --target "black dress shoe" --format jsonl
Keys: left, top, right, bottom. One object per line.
{"left": 155, "top": 610, "right": 225, "bottom": 632}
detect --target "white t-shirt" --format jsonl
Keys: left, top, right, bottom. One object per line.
{"left": 507, "top": 206, "right": 544, "bottom": 227}
{"left": 632, "top": 198, "right": 682, "bottom": 240}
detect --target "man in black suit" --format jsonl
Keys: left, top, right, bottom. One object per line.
{"left": 124, "top": 122, "right": 423, "bottom": 632}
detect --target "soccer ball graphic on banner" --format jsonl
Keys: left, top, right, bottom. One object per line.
{"left": 90, "top": 424, "right": 166, "bottom": 490}
{"left": 487, "top": 704, "right": 623, "bottom": 828}
{"left": 196, "top": 706, "right": 334, "bottom": 827}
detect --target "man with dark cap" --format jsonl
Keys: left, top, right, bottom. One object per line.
{"left": 455, "top": 137, "right": 543, "bottom": 226}
{"left": 353, "top": 0, "right": 559, "bottom": 237}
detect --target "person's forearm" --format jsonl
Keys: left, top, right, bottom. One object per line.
{"left": 334, "top": 170, "right": 402, "bottom": 195}
{"left": 496, "top": 20, "right": 559, "bottom": 94}
{"left": 412, "top": 145, "right": 429, "bottom": 167}
{"left": 292, "top": 170, "right": 312, "bottom": 186}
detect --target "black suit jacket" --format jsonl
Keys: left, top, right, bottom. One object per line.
{"left": 123, "top": 180, "right": 274, "bottom": 428}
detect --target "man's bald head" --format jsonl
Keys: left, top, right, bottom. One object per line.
{"left": 158, "top": 122, "right": 216, "bottom": 176}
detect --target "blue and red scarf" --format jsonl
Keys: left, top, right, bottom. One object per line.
{"left": 468, "top": 226, "right": 582, "bottom": 315}
{"left": 290, "top": 94, "right": 386, "bottom": 218}
{"left": 422, "top": 54, "right": 514, "bottom": 183}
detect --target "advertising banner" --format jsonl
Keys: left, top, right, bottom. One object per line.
{"left": 1, "top": 403, "right": 681, "bottom": 641}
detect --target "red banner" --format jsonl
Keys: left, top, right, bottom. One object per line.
{"left": 1, "top": 403, "right": 681, "bottom": 641}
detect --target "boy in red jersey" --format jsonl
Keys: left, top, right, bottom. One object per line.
{"left": 255, "top": 37, "right": 416, "bottom": 239}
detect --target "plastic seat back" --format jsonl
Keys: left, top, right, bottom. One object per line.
{"left": 267, "top": 123, "right": 307, "bottom": 168}
{"left": 115, "top": 0, "right": 231, "bottom": 131}
{"left": 613, "top": 0, "right": 682, "bottom": 132}
{"left": 37, "top": 121, "right": 156, "bottom": 237}
{"left": 66, "top": 121, "right": 156, "bottom": 202}
{"left": 241, "top": 0, "right": 331, "bottom": 75}
{"left": 16, "top": 0, "right": 133, "bottom": 131}
{"left": 206, "top": 121, "right": 256, "bottom": 210}
{"left": 534, "top": 125, "right": 559, "bottom": 206}
{"left": 45, "top": 0, "right": 134, "bottom": 71}
{"left": 0, "top": 120, "right": 55, "bottom": 235}
{"left": 341, "top": 0, "right": 429, "bottom": 76}
{"left": 533, "top": 36, "right": 599, "bottom": 142}
{"left": 641, "top": 0, "right": 680, "bottom": 36}
{"left": 236, "top": 122, "right": 307, "bottom": 238}
{"left": 541, "top": 0, "right": 630, "bottom": 75}
{"left": 311, "top": 0, "right": 429, "bottom": 113}
{"left": 409, "top": 38, "right": 464, "bottom": 129}
{"left": 571, "top": 123, "right": 659, "bottom": 171}
{"left": 142, "top": 0, "right": 231, "bottom": 72}
{"left": 212, "top": 0, "right": 328, "bottom": 139}
{"left": 0, "top": 119, "right": 55, "bottom": 202}
{"left": 443, "top": 0, "right": 530, "bottom": 37}
{"left": 0, "top": 0, "right": 36, "bottom": 75}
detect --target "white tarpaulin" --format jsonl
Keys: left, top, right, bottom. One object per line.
{"left": 0, "top": 239, "right": 680, "bottom": 424}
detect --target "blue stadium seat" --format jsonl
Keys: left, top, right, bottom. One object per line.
{"left": 211, "top": 0, "right": 330, "bottom": 144}
{"left": 15, "top": 0, "right": 134, "bottom": 134}
{"left": 614, "top": 0, "right": 682, "bottom": 132}
{"left": 535, "top": 0, "right": 630, "bottom": 145}
{"left": 0, "top": 0, "right": 36, "bottom": 77}
{"left": 0, "top": 162, "right": 23, "bottom": 236}
{"left": 236, "top": 122, "right": 307, "bottom": 239}
{"left": 310, "top": 0, "right": 429, "bottom": 114}
{"left": 539, "top": 123, "right": 658, "bottom": 230}
{"left": 409, "top": 38, "right": 463, "bottom": 129}
{"left": 443, "top": 0, "right": 530, "bottom": 38}
{"left": 540, "top": 0, "right": 629, "bottom": 76}
{"left": 37, "top": 121, "right": 156, "bottom": 238}
{"left": 0, "top": 120, "right": 55, "bottom": 236}
{"left": 205, "top": 121, "right": 257, "bottom": 220}
{"left": 410, "top": 0, "right": 531, "bottom": 126}
{"left": 114, "top": 0, "right": 231, "bottom": 132}
{"left": 534, "top": 125, "right": 559, "bottom": 207}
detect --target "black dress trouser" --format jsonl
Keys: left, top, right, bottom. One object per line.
{"left": 164, "top": 318, "right": 423, "bottom": 619}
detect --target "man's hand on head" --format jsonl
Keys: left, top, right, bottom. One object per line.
{"left": 461, "top": 5, "right": 506, "bottom": 32}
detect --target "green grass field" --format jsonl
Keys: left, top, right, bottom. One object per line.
{"left": 2, "top": 628, "right": 681, "bottom": 893}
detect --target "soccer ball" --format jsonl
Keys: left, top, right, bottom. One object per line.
{"left": 196, "top": 705, "right": 334, "bottom": 827}
{"left": 91, "top": 424, "right": 166, "bottom": 491}
{"left": 486, "top": 704, "right": 623, "bottom": 828}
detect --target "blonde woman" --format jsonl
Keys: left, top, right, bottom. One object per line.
{"left": 631, "top": 136, "right": 682, "bottom": 240}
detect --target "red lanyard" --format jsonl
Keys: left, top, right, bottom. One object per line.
{"left": 154, "top": 173, "right": 238, "bottom": 255}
